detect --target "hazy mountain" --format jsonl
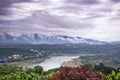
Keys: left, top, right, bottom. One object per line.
{"left": 0, "top": 33, "right": 111, "bottom": 45}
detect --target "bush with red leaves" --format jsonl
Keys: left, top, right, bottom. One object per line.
{"left": 47, "top": 67, "right": 108, "bottom": 80}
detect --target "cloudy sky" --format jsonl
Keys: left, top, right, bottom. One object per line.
{"left": 0, "top": 0, "right": 120, "bottom": 41}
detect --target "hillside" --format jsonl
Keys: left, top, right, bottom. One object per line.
{"left": 0, "top": 33, "right": 107, "bottom": 45}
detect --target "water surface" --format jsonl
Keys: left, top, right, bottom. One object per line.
{"left": 29, "top": 56, "right": 79, "bottom": 71}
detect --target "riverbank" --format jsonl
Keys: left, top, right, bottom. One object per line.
{"left": 7, "top": 56, "right": 50, "bottom": 67}
{"left": 7, "top": 53, "right": 98, "bottom": 69}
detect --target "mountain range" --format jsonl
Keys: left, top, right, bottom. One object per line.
{"left": 0, "top": 33, "right": 119, "bottom": 45}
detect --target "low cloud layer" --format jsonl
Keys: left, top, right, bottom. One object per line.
{"left": 0, "top": 0, "right": 120, "bottom": 41}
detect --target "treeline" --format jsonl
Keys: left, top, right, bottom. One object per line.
{"left": 0, "top": 44, "right": 120, "bottom": 56}
{"left": 0, "top": 48, "right": 36, "bottom": 57}
{"left": 0, "top": 64, "right": 120, "bottom": 80}
{"left": 0, "top": 47, "right": 49, "bottom": 62}
{"left": 79, "top": 53, "right": 120, "bottom": 69}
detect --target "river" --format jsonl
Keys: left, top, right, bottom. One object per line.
{"left": 28, "top": 56, "right": 79, "bottom": 71}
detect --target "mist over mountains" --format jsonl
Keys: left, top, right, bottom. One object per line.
{"left": 0, "top": 33, "right": 119, "bottom": 45}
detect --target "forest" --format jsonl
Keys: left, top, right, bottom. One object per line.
{"left": 0, "top": 44, "right": 120, "bottom": 61}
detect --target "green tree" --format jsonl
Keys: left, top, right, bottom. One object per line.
{"left": 34, "top": 66, "right": 43, "bottom": 75}
{"left": 0, "top": 65, "right": 17, "bottom": 75}
{"left": 107, "top": 70, "right": 120, "bottom": 80}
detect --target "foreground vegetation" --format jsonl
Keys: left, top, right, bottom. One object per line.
{"left": 0, "top": 64, "right": 120, "bottom": 80}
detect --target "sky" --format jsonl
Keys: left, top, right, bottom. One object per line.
{"left": 0, "top": 0, "right": 120, "bottom": 41}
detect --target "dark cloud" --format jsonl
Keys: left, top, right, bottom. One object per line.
{"left": 0, "top": 10, "right": 93, "bottom": 35}
{"left": 0, "top": 9, "right": 11, "bottom": 15}
{"left": 111, "top": 0, "right": 120, "bottom": 3}
{"left": 66, "top": 0, "right": 100, "bottom": 5}
{"left": 0, "top": 0, "right": 33, "bottom": 16}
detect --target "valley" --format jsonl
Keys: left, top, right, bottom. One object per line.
{"left": 0, "top": 44, "right": 120, "bottom": 69}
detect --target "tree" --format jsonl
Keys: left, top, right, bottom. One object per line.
{"left": 26, "top": 68, "right": 35, "bottom": 74}
{"left": 34, "top": 66, "right": 43, "bottom": 75}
